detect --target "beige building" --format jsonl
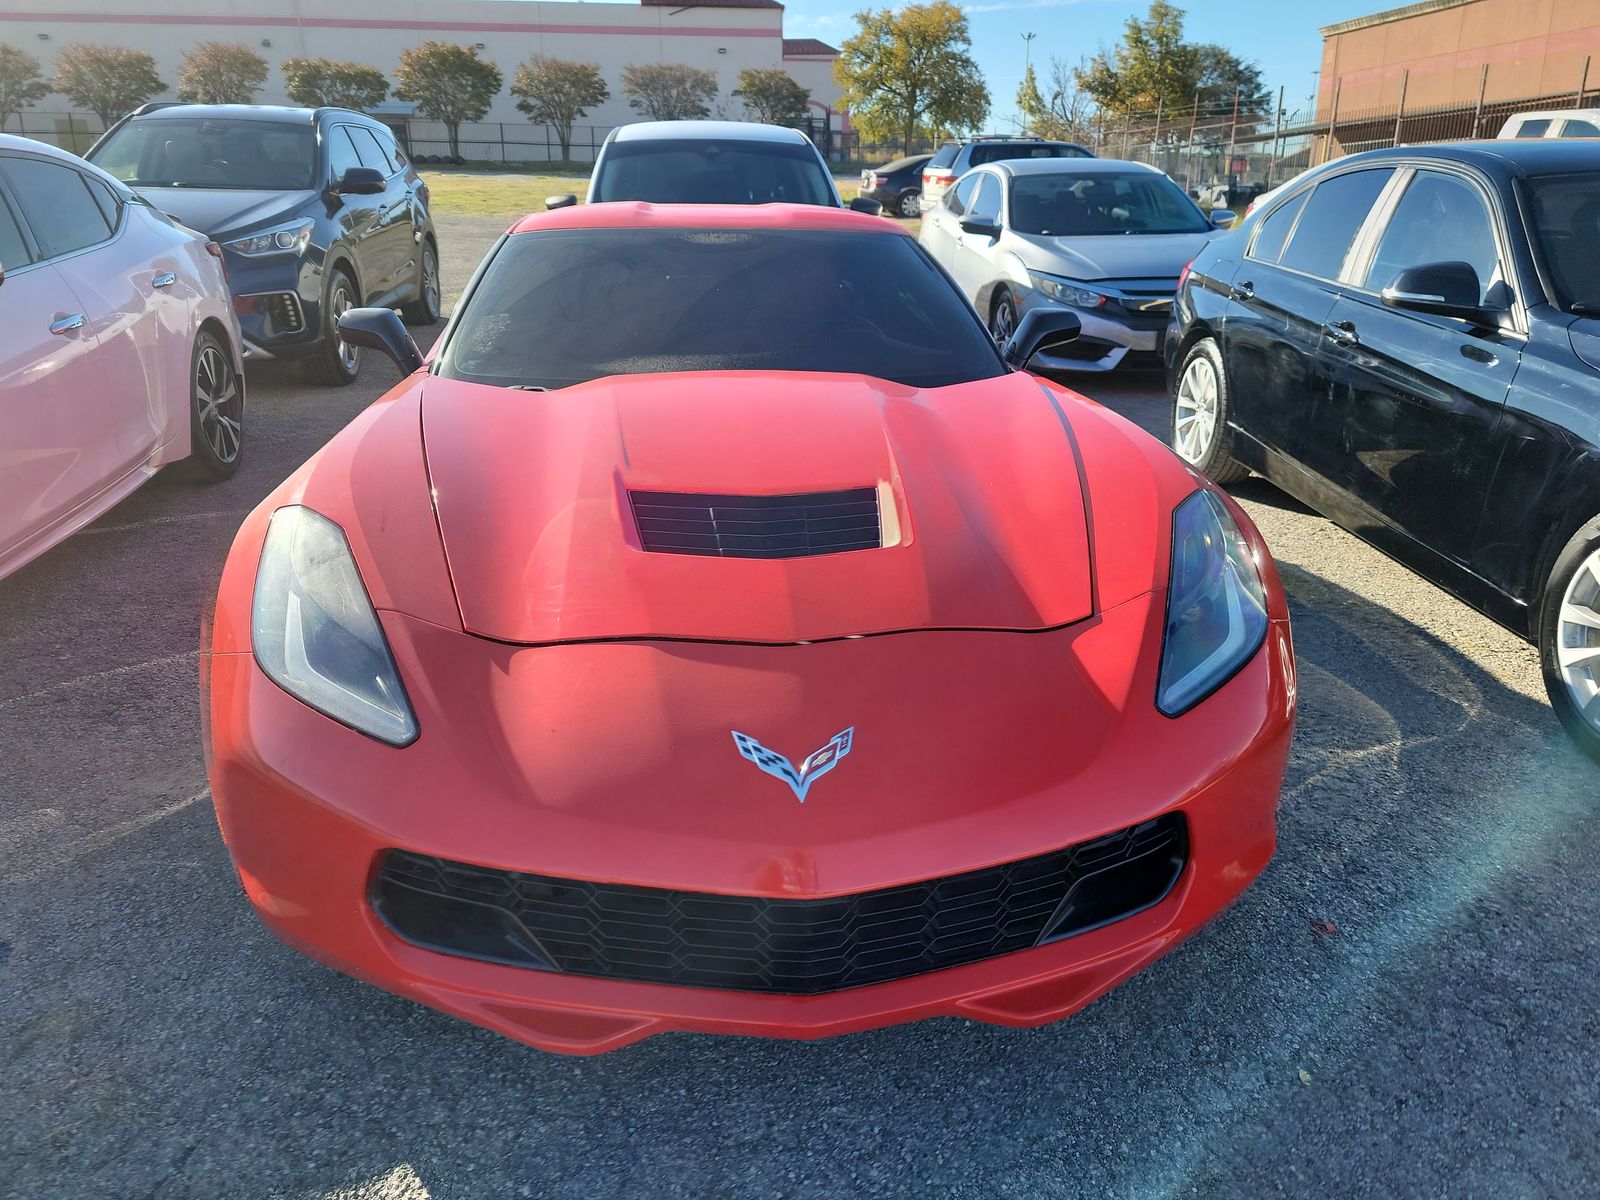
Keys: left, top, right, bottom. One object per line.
{"left": 0, "top": 0, "right": 846, "bottom": 155}
{"left": 1319, "top": 0, "right": 1600, "bottom": 115}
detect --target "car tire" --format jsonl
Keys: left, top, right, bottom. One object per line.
{"left": 1537, "top": 517, "right": 1600, "bottom": 763}
{"left": 1171, "top": 338, "right": 1248, "bottom": 485}
{"left": 401, "top": 239, "right": 441, "bottom": 326}
{"left": 184, "top": 329, "right": 243, "bottom": 480}
{"left": 302, "top": 267, "right": 361, "bottom": 387}
{"left": 897, "top": 190, "right": 922, "bottom": 219}
{"left": 989, "top": 290, "right": 1018, "bottom": 347}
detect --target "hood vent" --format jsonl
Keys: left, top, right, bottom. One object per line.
{"left": 629, "top": 487, "right": 882, "bottom": 559}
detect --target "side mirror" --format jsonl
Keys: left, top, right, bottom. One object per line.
{"left": 1381, "top": 261, "right": 1496, "bottom": 323}
{"left": 336, "top": 167, "right": 386, "bottom": 196}
{"left": 1210, "top": 209, "right": 1237, "bottom": 229}
{"left": 1003, "top": 307, "right": 1082, "bottom": 372}
{"left": 960, "top": 213, "right": 1001, "bottom": 239}
{"left": 546, "top": 193, "right": 578, "bottom": 210}
{"left": 849, "top": 195, "right": 883, "bottom": 216}
{"left": 337, "top": 307, "right": 423, "bottom": 375}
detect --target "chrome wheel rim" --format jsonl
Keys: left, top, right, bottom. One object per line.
{"left": 331, "top": 283, "right": 358, "bottom": 372}
{"left": 196, "top": 344, "right": 241, "bottom": 464}
{"left": 899, "top": 192, "right": 921, "bottom": 218}
{"left": 1556, "top": 548, "right": 1600, "bottom": 731}
{"left": 990, "top": 296, "right": 1016, "bottom": 344}
{"left": 422, "top": 248, "right": 440, "bottom": 316}
{"left": 1175, "top": 355, "right": 1220, "bottom": 464}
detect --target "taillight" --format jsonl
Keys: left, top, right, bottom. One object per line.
{"left": 1177, "top": 259, "right": 1194, "bottom": 292}
{"left": 925, "top": 170, "right": 956, "bottom": 185}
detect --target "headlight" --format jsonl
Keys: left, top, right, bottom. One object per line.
{"left": 1027, "top": 272, "right": 1107, "bottom": 308}
{"left": 1157, "top": 490, "right": 1269, "bottom": 716}
{"left": 223, "top": 219, "right": 314, "bottom": 257}
{"left": 251, "top": 506, "right": 418, "bottom": 746}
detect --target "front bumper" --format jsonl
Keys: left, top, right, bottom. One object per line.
{"left": 205, "top": 587, "right": 1295, "bottom": 1055}
{"left": 1014, "top": 288, "right": 1171, "bottom": 373}
{"left": 223, "top": 248, "right": 327, "bottom": 361}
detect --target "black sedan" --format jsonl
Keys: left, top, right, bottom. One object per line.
{"left": 860, "top": 153, "right": 933, "bottom": 219}
{"left": 1166, "top": 140, "right": 1600, "bottom": 760}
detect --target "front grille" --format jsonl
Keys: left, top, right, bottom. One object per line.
{"left": 372, "top": 814, "right": 1187, "bottom": 995}
{"left": 629, "top": 487, "right": 881, "bottom": 559}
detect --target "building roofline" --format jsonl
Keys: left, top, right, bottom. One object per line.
{"left": 1320, "top": 0, "right": 1478, "bottom": 38}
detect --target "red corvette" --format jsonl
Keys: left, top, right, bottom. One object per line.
{"left": 203, "top": 203, "right": 1295, "bottom": 1055}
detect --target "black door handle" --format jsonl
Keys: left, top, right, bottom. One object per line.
{"left": 1324, "top": 319, "right": 1359, "bottom": 347}
{"left": 1461, "top": 344, "right": 1497, "bottom": 365}
{"left": 1229, "top": 280, "right": 1255, "bottom": 302}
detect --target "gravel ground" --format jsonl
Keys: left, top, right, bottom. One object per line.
{"left": 2, "top": 215, "right": 1598, "bottom": 1200}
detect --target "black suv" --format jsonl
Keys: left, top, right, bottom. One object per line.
{"left": 90, "top": 104, "right": 439, "bottom": 385}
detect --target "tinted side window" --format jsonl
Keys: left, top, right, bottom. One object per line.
{"left": 1364, "top": 170, "right": 1501, "bottom": 303}
{"left": 1517, "top": 119, "right": 1552, "bottom": 137}
{"left": 946, "top": 173, "right": 980, "bottom": 215}
{"left": 347, "top": 126, "right": 394, "bottom": 174}
{"left": 1562, "top": 119, "right": 1600, "bottom": 138}
{"left": 1278, "top": 169, "right": 1393, "bottom": 280}
{"left": 376, "top": 127, "right": 407, "bottom": 168}
{"left": 929, "top": 145, "right": 959, "bottom": 169}
{"left": 0, "top": 190, "right": 31, "bottom": 269}
{"left": 2, "top": 156, "right": 113, "bottom": 260}
{"left": 968, "top": 175, "right": 1001, "bottom": 223}
{"left": 1249, "top": 190, "right": 1309, "bottom": 263}
{"left": 83, "top": 175, "right": 123, "bottom": 230}
{"left": 326, "top": 128, "right": 362, "bottom": 181}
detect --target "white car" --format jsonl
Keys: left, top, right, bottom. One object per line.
{"left": 1498, "top": 109, "right": 1600, "bottom": 139}
{"left": 0, "top": 134, "right": 244, "bottom": 580}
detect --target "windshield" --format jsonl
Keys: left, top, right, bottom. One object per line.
{"left": 1523, "top": 171, "right": 1600, "bottom": 314}
{"left": 591, "top": 139, "right": 834, "bottom": 205}
{"left": 90, "top": 119, "right": 318, "bottom": 190}
{"left": 1009, "top": 171, "right": 1210, "bottom": 236}
{"left": 438, "top": 228, "right": 1006, "bottom": 391}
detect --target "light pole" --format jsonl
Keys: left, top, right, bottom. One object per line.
{"left": 1020, "top": 32, "right": 1037, "bottom": 133}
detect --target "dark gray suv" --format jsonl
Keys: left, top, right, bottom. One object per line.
{"left": 921, "top": 137, "right": 1094, "bottom": 214}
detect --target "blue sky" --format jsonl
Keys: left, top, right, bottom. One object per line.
{"left": 782, "top": 0, "right": 1389, "bottom": 126}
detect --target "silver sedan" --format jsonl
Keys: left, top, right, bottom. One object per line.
{"left": 920, "top": 157, "right": 1230, "bottom": 372}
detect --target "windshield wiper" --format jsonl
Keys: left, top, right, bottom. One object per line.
{"left": 1571, "top": 302, "right": 1600, "bottom": 317}
{"left": 507, "top": 384, "right": 548, "bottom": 392}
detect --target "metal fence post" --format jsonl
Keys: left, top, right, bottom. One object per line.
{"left": 1268, "top": 86, "right": 1285, "bottom": 187}
{"left": 1472, "top": 63, "right": 1488, "bottom": 137}
{"left": 1392, "top": 69, "right": 1409, "bottom": 147}
{"left": 1322, "top": 79, "right": 1342, "bottom": 164}
{"left": 1578, "top": 55, "right": 1592, "bottom": 107}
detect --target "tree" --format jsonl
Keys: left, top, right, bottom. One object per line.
{"left": 1016, "top": 63, "right": 1045, "bottom": 133}
{"left": 510, "top": 55, "right": 608, "bottom": 160}
{"left": 54, "top": 45, "right": 165, "bottom": 128}
{"left": 282, "top": 58, "right": 388, "bottom": 110}
{"left": 834, "top": 3, "right": 989, "bottom": 153}
{"left": 1036, "top": 59, "right": 1098, "bottom": 146}
{"left": 176, "top": 42, "right": 268, "bottom": 105}
{"left": 0, "top": 43, "right": 50, "bottom": 133}
{"left": 620, "top": 63, "right": 717, "bottom": 121}
{"left": 733, "top": 67, "right": 809, "bottom": 126}
{"left": 394, "top": 42, "right": 503, "bottom": 160}
{"left": 1075, "top": 0, "right": 1194, "bottom": 117}
{"left": 1193, "top": 44, "right": 1271, "bottom": 123}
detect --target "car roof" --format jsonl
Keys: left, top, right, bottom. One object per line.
{"left": 610, "top": 120, "right": 812, "bottom": 145}
{"left": 0, "top": 132, "right": 93, "bottom": 158}
{"left": 984, "top": 156, "right": 1162, "bottom": 178}
{"left": 119, "top": 104, "right": 324, "bottom": 123}
{"left": 509, "top": 202, "right": 910, "bottom": 236}
{"left": 1328, "top": 139, "right": 1600, "bottom": 176}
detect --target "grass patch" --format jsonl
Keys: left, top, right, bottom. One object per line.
{"left": 420, "top": 166, "right": 917, "bottom": 228}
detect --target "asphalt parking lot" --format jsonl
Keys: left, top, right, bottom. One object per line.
{"left": 3, "top": 212, "right": 1599, "bottom": 1200}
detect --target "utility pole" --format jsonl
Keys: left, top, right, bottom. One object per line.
{"left": 1019, "top": 32, "right": 1036, "bottom": 134}
{"left": 1268, "top": 85, "right": 1285, "bottom": 187}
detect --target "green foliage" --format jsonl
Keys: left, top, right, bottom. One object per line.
{"left": 281, "top": 58, "right": 388, "bottom": 110}
{"left": 620, "top": 62, "right": 718, "bottom": 121}
{"left": 176, "top": 42, "right": 268, "bottom": 105}
{"left": 395, "top": 42, "right": 503, "bottom": 159}
{"left": 0, "top": 43, "right": 50, "bottom": 130}
{"left": 835, "top": 2, "right": 989, "bottom": 152}
{"left": 1016, "top": 63, "right": 1046, "bottom": 130}
{"left": 733, "top": 67, "right": 809, "bottom": 126}
{"left": 53, "top": 44, "right": 165, "bottom": 127}
{"left": 510, "top": 56, "right": 608, "bottom": 157}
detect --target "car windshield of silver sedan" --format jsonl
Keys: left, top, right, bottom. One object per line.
{"left": 590, "top": 139, "right": 834, "bottom": 205}
{"left": 91, "top": 119, "right": 318, "bottom": 191}
{"left": 1010, "top": 172, "right": 1211, "bottom": 237}
{"left": 1524, "top": 172, "right": 1600, "bottom": 315}
{"left": 437, "top": 228, "right": 1007, "bottom": 391}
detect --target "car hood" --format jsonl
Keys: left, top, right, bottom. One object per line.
{"left": 1007, "top": 230, "right": 1219, "bottom": 282}
{"left": 127, "top": 186, "right": 319, "bottom": 240}
{"left": 419, "top": 371, "right": 1094, "bottom": 644}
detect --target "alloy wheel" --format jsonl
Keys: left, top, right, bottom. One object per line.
{"left": 990, "top": 295, "right": 1016, "bottom": 345}
{"left": 1555, "top": 548, "right": 1600, "bottom": 732}
{"left": 331, "top": 284, "right": 359, "bottom": 372}
{"left": 1174, "top": 355, "right": 1220, "bottom": 464}
{"left": 196, "top": 344, "right": 242, "bottom": 464}
{"left": 422, "top": 247, "right": 441, "bottom": 317}
{"left": 899, "top": 192, "right": 921, "bottom": 218}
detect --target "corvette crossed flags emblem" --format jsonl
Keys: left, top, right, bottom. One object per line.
{"left": 731, "top": 728, "right": 855, "bottom": 803}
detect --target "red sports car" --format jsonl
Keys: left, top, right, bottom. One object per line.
{"left": 203, "top": 203, "right": 1295, "bottom": 1055}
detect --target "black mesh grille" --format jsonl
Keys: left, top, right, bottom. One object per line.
{"left": 372, "top": 814, "right": 1187, "bottom": 995}
{"left": 629, "top": 488, "right": 881, "bottom": 559}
